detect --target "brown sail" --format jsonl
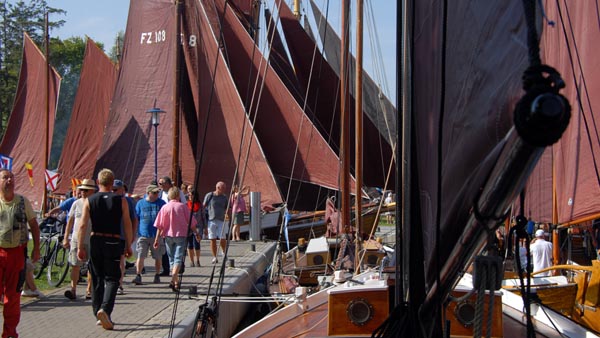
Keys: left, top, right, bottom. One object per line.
{"left": 277, "top": 1, "right": 393, "bottom": 189}
{"left": 95, "top": 0, "right": 196, "bottom": 193}
{"left": 55, "top": 38, "right": 117, "bottom": 193}
{"left": 181, "top": 0, "right": 283, "bottom": 206}
{"left": 0, "top": 33, "right": 61, "bottom": 208}
{"left": 205, "top": 0, "right": 354, "bottom": 210}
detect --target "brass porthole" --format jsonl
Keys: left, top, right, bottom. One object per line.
{"left": 347, "top": 297, "right": 374, "bottom": 326}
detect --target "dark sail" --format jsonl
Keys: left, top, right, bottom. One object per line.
{"left": 276, "top": 1, "right": 394, "bottom": 189}
{"left": 309, "top": 0, "right": 397, "bottom": 145}
{"left": 0, "top": 33, "right": 61, "bottom": 208}
{"left": 56, "top": 38, "right": 117, "bottom": 193}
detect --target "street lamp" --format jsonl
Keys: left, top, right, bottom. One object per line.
{"left": 146, "top": 106, "right": 166, "bottom": 182}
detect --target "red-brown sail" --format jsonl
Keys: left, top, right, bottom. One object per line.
{"left": 0, "top": 33, "right": 61, "bottom": 208}
{"left": 95, "top": 0, "right": 196, "bottom": 193}
{"left": 55, "top": 38, "right": 117, "bottom": 193}
{"left": 204, "top": 0, "right": 354, "bottom": 210}
{"left": 276, "top": 0, "right": 393, "bottom": 189}
{"left": 514, "top": 2, "right": 600, "bottom": 226}
{"left": 181, "top": 0, "right": 283, "bottom": 206}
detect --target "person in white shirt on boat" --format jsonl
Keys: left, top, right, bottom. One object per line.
{"left": 530, "top": 229, "right": 553, "bottom": 276}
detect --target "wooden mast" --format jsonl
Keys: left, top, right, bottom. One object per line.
{"left": 354, "top": 0, "right": 364, "bottom": 271}
{"left": 340, "top": 0, "right": 351, "bottom": 234}
{"left": 293, "top": 0, "right": 301, "bottom": 19}
{"left": 43, "top": 11, "right": 49, "bottom": 214}
{"left": 172, "top": 0, "right": 183, "bottom": 184}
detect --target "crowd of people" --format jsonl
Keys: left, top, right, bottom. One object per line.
{"left": 0, "top": 167, "right": 248, "bottom": 336}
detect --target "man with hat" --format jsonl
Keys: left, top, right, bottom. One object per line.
{"left": 62, "top": 178, "right": 96, "bottom": 300}
{"left": 132, "top": 184, "right": 166, "bottom": 285}
{"left": 531, "top": 228, "right": 553, "bottom": 276}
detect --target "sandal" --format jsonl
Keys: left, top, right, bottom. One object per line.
{"left": 172, "top": 282, "right": 180, "bottom": 292}
{"left": 64, "top": 289, "right": 76, "bottom": 300}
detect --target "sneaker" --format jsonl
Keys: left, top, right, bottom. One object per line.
{"left": 96, "top": 320, "right": 102, "bottom": 326}
{"left": 22, "top": 289, "right": 43, "bottom": 297}
{"left": 211, "top": 257, "right": 218, "bottom": 264}
{"left": 96, "top": 309, "right": 114, "bottom": 330}
{"left": 117, "top": 286, "right": 124, "bottom": 295}
{"left": 132, "top": 274, "right": 142, "bottom": 285}
{"left": 153, "top": 274, "right": 160, "bottom": 284}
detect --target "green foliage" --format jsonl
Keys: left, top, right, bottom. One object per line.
{"left": 108, "top": 30, "right": 124, "bottom": 62}
{"left": 0, "top": 0, "right": 65, "bottom": 138}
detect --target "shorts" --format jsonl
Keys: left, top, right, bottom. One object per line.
{"left": 207, "top": 219, "right": 225, "bottom": 240}
{"left": 187, "top": 233, "right": 200, "bottom": 250}
{"left": 136, "top": 237, "right": 165, "bottom": 259}
{"left": 233, "top": 212, "right": 245, "bottom": 225}
{"left": 68, "top": 240, "right": 89, "bottom": 267}
{"left": 165, "top": 236, "right": 186, "bottom": 268}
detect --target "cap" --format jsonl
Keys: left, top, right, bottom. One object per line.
{"left": 113, "top": 179, "right": 124, "bottom": 189}
{"left": 535, "top": 229, "right": 545, "bottom": 237}
{"left": 146, "top": 184, "right": 160, "bottom": 193}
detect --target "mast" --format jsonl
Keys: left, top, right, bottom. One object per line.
{"left": 172, "top": 0, "right": 183, "bottom": 183}
{"left": 340, "top": 0, "right": 351, "bottom": 233}
{"left": 293, "top": 0, "right": 300, "bottom": 19}
{"left": 354, "top": 0, "right": 363, "bottom": 271}
{"left": 43, "top": 11, "right": 49, "bottom": 214}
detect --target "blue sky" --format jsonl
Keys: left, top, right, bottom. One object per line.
{"left": 47, "top": 0, "right": 396, "bottom": 100}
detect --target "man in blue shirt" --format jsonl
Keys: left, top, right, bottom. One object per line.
{"left": 132, "top": 184, "right": 166, "bottom": 284}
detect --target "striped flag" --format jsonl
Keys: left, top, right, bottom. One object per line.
{"left": 24, "top": 162, "right": 33, "bottom": 186}
{"left": 71, "top": 178, "right": 82, "bottom": 192}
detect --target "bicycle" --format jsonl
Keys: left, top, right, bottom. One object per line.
{"left": 33, "top": 216, "right": 70, "bottom": 287}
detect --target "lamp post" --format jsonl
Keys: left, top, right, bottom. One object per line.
{"left": 147, "top": 106, "right": 166, "bottom": 182}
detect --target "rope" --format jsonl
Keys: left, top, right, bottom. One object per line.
{"left": 472, "top": 268, "right": 486, "bottom": 338}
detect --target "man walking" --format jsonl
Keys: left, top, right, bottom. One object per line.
{"left": 77, "top": 168, "right": 132, "bottom": 330}
{"left": 132, "top": 184, "right": 166, "bottom": 285}
{"left": 0, "top": 169, "right": 40, "bottom": 338}
{"left": 204, "top": 181, "right": 228, "bottom": 264}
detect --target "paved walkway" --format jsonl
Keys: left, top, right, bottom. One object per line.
{"left": 3, "top": 240, "right": 276, "bottom": 338}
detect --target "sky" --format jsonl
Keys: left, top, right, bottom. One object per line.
{"left": 46, "top": 0, "right": 397, "bottom": 99}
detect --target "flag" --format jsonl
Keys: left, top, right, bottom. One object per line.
{"left": 45, "top": 169, "right": 59, "bottom": 192}
{"left": 71, "top": 178, "right": 82, "bottom": 192}
{"left": 24, "top": 162, "right": 33, "bottom": 186}
{"left": 0, "top": 154, "right": 13, "bottom": 170}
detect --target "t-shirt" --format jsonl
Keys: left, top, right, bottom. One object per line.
{"left": 531, "top": 238, "right": 553, "bottom": 276}
{"left": 204, "top": 192, "right": 228, "bottom": 221}
{"left": 136, "top": 198, "right": 166, "bottom": 238}
{"left": 68, "top": 198, "right": 91, "bottom": 246}
{"left": 0, "top": 194, "right": 36, "bottom": 248}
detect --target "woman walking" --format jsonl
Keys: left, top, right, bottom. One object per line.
{"left": 153, "top": 187, "right": 199, "bottom": 291}
{"left": 230, "top": 185, "right": 249, "bottom": 241}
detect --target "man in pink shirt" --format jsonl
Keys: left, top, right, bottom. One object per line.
{"left": 153, "top": 187, "right": 199, "bottom": 291}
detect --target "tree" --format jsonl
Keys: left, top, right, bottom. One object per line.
{"left": 108, "top": 30, "right": 124, "bottom": 63}
{"left": 0, "top": 0, "right": 65, "bottom": 137}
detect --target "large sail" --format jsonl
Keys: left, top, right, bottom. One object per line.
{"left": 0, "top": 33, "right": 61, "bottom": 209}
{"left": 410, "top": 0, "right": 530, "bottom": 322}
{"left": 95, "top": 0, "right": 196, "bottom": 193}
{"left": 205, "top": 0, "right": 354, "bottom": 210}
{"left": 524, "top": 1, "right": 600, "bottom": 226}
{"left": 276, "top": 1, "right": 393, "bottom": 189}
{"left": 56, "top": 38, "right": 117, "bottom": 193}
{"left": 181, "top": 0, "right": 283, "bottom": 206}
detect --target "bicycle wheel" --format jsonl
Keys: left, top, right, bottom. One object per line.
{"left": 47, "top": 243, "right": 70, "bottom": 287}
{"left": 33, "top": 237, "right": 51, "bottom": 279}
